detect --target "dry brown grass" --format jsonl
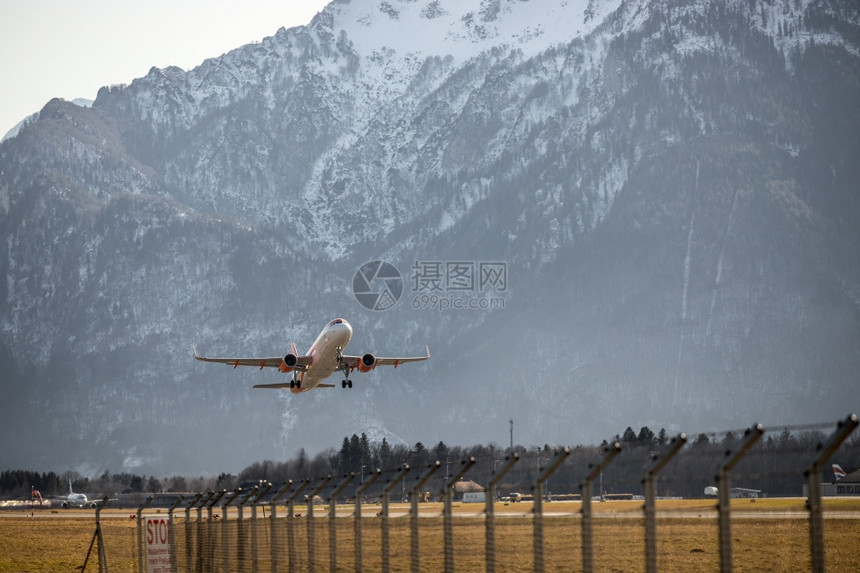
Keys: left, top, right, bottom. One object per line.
{"left": 0, "top": 514, "right": 137, "bottom": 572}
{"left": 1, "top": 499, "right": 858, "bottom": 572}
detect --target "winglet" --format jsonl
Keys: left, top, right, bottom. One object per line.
{"left": 426, "top": 345, "right": 431, "bottom": 358}
{"left": 192, "top": 346, "right": 201, "bottom": 361}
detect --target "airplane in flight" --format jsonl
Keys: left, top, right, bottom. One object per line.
{"left": 194, "top": 318, "right": 429, "bottom": 393}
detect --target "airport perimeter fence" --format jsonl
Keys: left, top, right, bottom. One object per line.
{"left": 123, "top": 415, "right": 859, "bottom": 573}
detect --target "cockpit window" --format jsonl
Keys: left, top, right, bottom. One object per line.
{"left": 327, "top": 319, "right": 343, "bottom": 326}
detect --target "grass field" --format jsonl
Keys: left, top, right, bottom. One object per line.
{"left": 1, "top": 498, "right": 858, "bottom": 572}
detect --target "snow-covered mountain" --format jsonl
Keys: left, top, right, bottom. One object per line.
{"left": 1, "top": 0, "right": 858, "bottom": 476}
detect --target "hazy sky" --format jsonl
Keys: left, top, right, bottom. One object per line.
{"left": 1, "top": 0, "right": 330, "bottom": 138}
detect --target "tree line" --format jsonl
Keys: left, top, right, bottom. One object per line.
{"left": 0, "top": 470, "right": 236, "bottom": 500}
{"left": 228, "top": 427, "right": 860, "bottom": 500}
{"left": 3, "top": 426, "right": 858, "bottom": 501}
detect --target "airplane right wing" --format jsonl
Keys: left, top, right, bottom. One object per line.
{"left": 341, "top": 346, "right": 430, "bottom": 370}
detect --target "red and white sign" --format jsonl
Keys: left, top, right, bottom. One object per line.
{"left": 144, "top": 516, "right": 171, "bottom": 573}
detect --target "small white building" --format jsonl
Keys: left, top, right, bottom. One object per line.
{"left": 730, "top": 487, "right": 762, "bottom": 499}
{"left": 453, "top": 479, "right": 485, "bottom": 502}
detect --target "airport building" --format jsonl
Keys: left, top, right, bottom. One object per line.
{"left": 806, "top": 468, "right": 860, "bottom": 497}
{"left": 730, "top": 487, "right": 763, "bottom": 499}
{"left": 453, "top": 479, "right": 486, "bottom": 503}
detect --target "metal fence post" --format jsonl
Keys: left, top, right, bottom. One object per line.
{"left": 221, "top": 489, "right": 243, "bottom": 573}
{"left": 237, "top": 487, "right": 259, "bottom": 573}
{"left": 136, "top": 496, "right": 154, "bottom": 573}
{"left": 167, "top": 496, "right": 184, "bottom": 573}
{"left": 354, "top": 469, "right": 382, "bottom": 573}
{"left": 195, "top": 492, "right": 216, "bottom": 573}
{"left": 410, "top": 461, "right": 441, "bottom": 573}
{"left": 206, "top": 490, "right": 227, "bottom": 573}
{"left": 269, "top": 481, "right": 292, "bottom": 573}
{"left": 286, "top": 480, "right": 310, "bottom": 573}
{"left": 485, "top": 454, "right": 520, "bottom": 573}
{"left": 718, "top": 424, "right": 764, "bottom": 573}
{"left": 580, "top": 442, "right": 621, "bottom": 573}
{"left": 532, "top": 448, "right": 570, "bottom": 573}
{"left": 185, "top": 494, "right": 203, "bottom": 572}
{"left": 80, "top": 496, "right": 110, "bottom": 573}
{"left": 443, "top": 457, "right": 476, "bottom": 573}
{"left": 307, "top": 476, "right": 332, "bottom": 573}
{"left": 328, "top": 473, "right": 354, "bottom": 573}
{"left": 805, "top": 413, "right": 858, "bottom": 573}
{"left": 644, "top": 434, "right": 686, "bottom": 573}
{"left": 381, "top": 465, "right": 410, "bottom": 573}
{"left": 251, "top": 483, "right": 272, "bottom": 573}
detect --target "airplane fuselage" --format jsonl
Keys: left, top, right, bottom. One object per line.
{"left": 290, "top": 318, "right": 353, "bottom": 393}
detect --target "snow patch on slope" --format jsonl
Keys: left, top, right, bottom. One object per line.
{"left": 323, "top": 0, "right": 619, "bottom": 65}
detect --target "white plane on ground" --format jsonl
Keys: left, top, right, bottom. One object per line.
{"left": 194, "top": 318, "right": 429, "bottom": 393}
{"left": 59, "top": 478, "right": 96, "bottom": 509}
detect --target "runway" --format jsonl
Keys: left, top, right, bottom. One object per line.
{"left": 4, "top": 498, "right": 859, "bottom": 520}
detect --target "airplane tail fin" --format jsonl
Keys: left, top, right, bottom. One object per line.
{"left": 833, "top": 464, "right": 847, "bottom": 480}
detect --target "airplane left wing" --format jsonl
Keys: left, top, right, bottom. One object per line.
{"left": 342, "top": 346, "right": 430, "bottom": 369}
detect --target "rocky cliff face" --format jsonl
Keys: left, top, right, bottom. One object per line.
{"left": 2, "top": 0, "right": 858, "bottom": 475}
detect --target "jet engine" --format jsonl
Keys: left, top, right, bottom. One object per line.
{"left": 280, "top": 353, "right": 299, "bottom": 373}
{"left": 358, "top": 353, "right": 377, "bottom": 372}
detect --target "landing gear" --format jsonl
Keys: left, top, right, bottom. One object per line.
{"left": 338, "top": 357, "right": 353, "bottom": 388}
{"left": 290, "top": 377, "right": 302, "bottom": 389}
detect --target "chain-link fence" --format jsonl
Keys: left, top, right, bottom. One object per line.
{"left": 124, "top": 415, "right": 859, "bottom": 572}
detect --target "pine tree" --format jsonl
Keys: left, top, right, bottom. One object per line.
{"left": 636, "top": 426, "right": 656, "bottom": 447}
{"left": 377, "top": 437, "right": 393, "bottom": 469}
{"left": 357, "top": 433, "right": 372, "bottom": 476}
{"left": 338, "top": 437, "right": 351, "bottom": 473}
{"left": 349, "top": 434, "right": 361, "bottom": 473}
{"left": 621, "top": 427, "right": 637, "bottom": 444}
{"left": 657, "top": 428, "right": 668, "bottom": 447}
{"left": 410, "top": 442, "right": 430, "bottom": 469}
